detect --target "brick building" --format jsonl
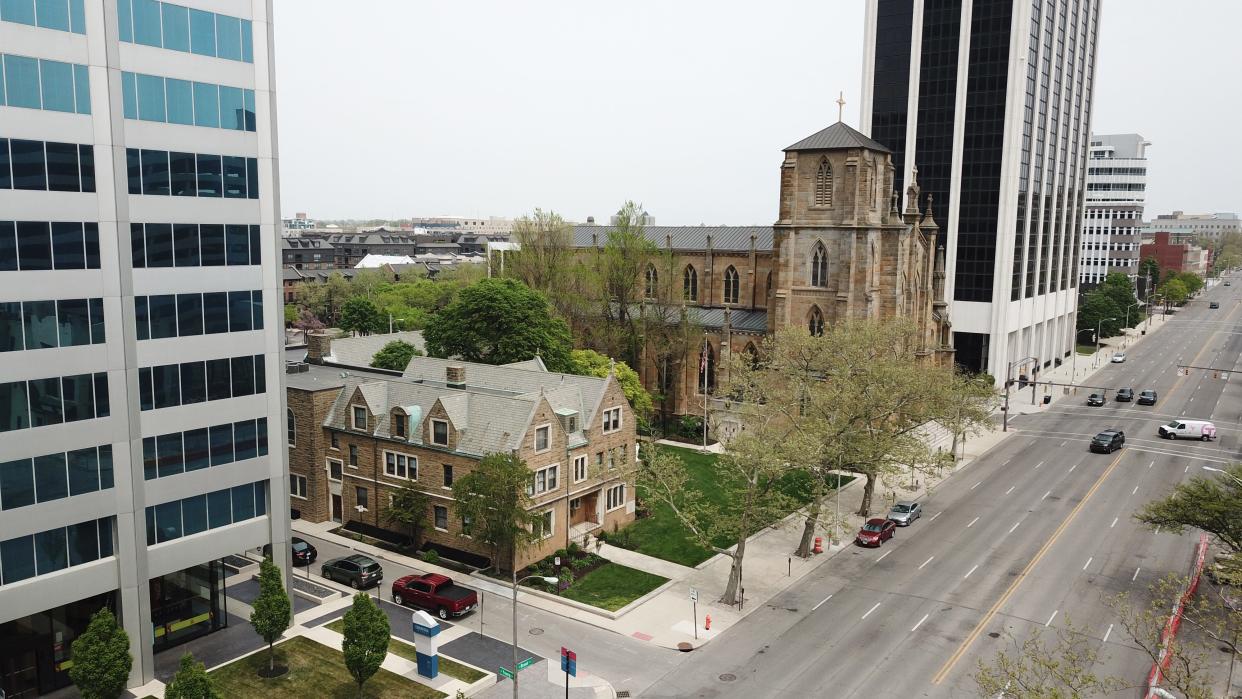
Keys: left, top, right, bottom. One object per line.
{"left": 1139, "top": 231, "right": 1209, "bottom": 278}
{"left": 285, "top": 338, "right": 636, "bottom": 569}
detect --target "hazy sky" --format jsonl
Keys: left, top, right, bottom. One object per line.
{"left": 273, "top": 1, "right": 1241, "bottom": 225}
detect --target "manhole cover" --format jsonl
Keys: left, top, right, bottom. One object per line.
{"left": 719, "top": 674, "right": 736, "bottom": 682}
{"left": 988, "top": 632, "right": 1001, "bottom": 639}
{"left": 528, "top": 627, "right": 544, "bottom": 635}
{"left": 677, "top": 642, "right": 693, "bottom": 652}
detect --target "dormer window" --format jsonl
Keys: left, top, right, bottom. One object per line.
{"left": 351, "top": 406, "right": 367, "bottom": 431}
{"left": 393, "top": 411, "right": 406, "bottom": 438}
{"left": 431, "top": 419, "right": 449, "bottom": 446}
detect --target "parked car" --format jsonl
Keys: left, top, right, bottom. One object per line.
{"left": 856, "top": 518, "right": 897, "bottom": 547}
{"left": 1116, "top": 388, "right": 1134, "bottom": 402}
{"left": 1090, "top": 428, "right": 1125, "bottom": 453}
{"left": 1158, "top": 419, "right": 1217, "bottom": 441}
{"left": 1111, "top": 353, "right": 1127, "bottom": 363}
{"left": 1210, "top": 301, "right": 1220, "bottom": 309}
{"left": 391, "top": 573, "right": 479, "bottom": 619}
{"left": 887, "top": 501, "right": 922, "bottom": 526}
{"left": 321, "top": 554, "right": 384, "bottom": 589}
{"left": 262, "top": 537, "right": 318, "bottom": 566}
{"left": 1225, "top": 281, "right": 1232, "bottom": 286}
{"left": 1086, "top": 393, "right": 1105, "bottom": 406}
{"left": 1137, "top": 389, "right": 1158, "bottom": 406}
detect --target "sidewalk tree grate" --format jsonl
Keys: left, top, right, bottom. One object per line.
{"left": 528, "top": 627, "right": 544, "bottom": 635}
{"left": 719, "top": 674, "right": 737, "bottom": 682}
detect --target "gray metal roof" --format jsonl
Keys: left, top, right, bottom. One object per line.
{"left": 784, "top": 121, "right": 891, "bottom": 153}
{"left": 688, "top": 307, "right": 768, "bottom": 332}
{"left": 572, "top": 225, "right": 773, "bottom": 252}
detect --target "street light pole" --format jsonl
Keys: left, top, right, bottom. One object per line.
{"left": 1095, "top": 317, "right": 1116, "bottom": 367}
{"left": 1202, "top": 466, "right": 1242, "bottom": 488}
{"left": 1124, "top": 302, "right": 1140, "bottom": 344}
{"left": 511, "top": 568, "right": 558, "bottom": 699}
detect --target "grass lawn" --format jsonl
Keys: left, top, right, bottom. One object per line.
{"left": 209, "top": 636, "right": 445, "bottom": 699}
{"left": 324, "top": 619, "right": 486, "bottom": 684}
{"left": 1077, "top": 343, "right": 1098, "bottom": 355}
{"left": 558, "top": 563, "right": 668, "bottom": 611}
{"left": 624, "top": 445, "right": 833, "bottom": 567}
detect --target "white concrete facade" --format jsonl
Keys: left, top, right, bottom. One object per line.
{"left": 1080, "top": 133, "right": 1148, "bottom": 285}
{"left": 0, "top": 0, "right": 288, "bottom": 692}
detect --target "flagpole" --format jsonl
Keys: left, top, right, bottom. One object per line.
{"left": 702, "top": 333, "right": 709, "bottom": 450}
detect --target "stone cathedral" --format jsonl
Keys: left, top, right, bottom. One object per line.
{"left": 573, "top": 120, "right": 954, "bottom": 419}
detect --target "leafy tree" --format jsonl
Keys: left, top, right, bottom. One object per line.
{"left": 973, "top": 618, "right": 1125, "bottom": 698}
{"left": 295, "top": 272, "right": 353, "bottom": 326}
{"left": 508, "top": 209, "right": 574, "bottom": 297}
{"left": 451, "top": 452, "right": 542, "bottom": 574}
{"left": 384, "top": 482, "right": 430, "bottom": 547}
{"left": 637, "top": 249, "right": 705, "bottom": 433}
{"left": 284, "top": 304, "right": 298, "bottom": 326}
{"left": 342, "top": 593, "right": 390, "bottom": 699}
{"left": 1172, "top": 270, "right": 1203, "bottom": 295}
{"left": 568, "top": 349, "right": 653, "bottom": 422}
{"left": 1134, "top": 463, "right": 1242, "bottom": 552}
{"left": 1075, "top": 292, "right": 1123, "bottom": 340}
{"left": 1157, "top": 277, "right": 1189, "bottom": 305}
{"left": 292, "top": 308, "right": 325, "bottom": 331}
{"left": 370, "top": 340, "right": 422, "bottom": 371}
{"left": 249, "top": 557, "right": 292, "bottom": 673}
{"left": 424, "top": 277, "right": 574, "bottom": 372}
{"left": 591, "top": 201, "right": 657, "bottom": 365}
{"left": 69, "top": 607, "right": 132, "bottom": 699}
{"left": 164, "top": 653, "right": 219, "bottom": 699}
{"left": 339, "top": 297, "right": 386, "bottom": 336}
{"left": 1095, "top": 272, "right": 1140, "bottom": 327}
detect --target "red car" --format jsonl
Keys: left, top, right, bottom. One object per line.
{"left": 391, "top": 573, "right": 478, "bottom": 620}
{"left": 856, "top": 518, "right": 897, "bottom": 547}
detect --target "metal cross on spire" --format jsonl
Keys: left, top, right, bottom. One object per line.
{"left": 836, "top": 91, "right": 846, "bottom": 122}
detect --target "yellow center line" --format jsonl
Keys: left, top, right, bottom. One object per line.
{"left": 931, "top": 449, "right": 1126, "bottom": 685}
{"left": 1166, "top": 299, "right": 1242, "bottom": 397}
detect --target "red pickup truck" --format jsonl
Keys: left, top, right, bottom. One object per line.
{"left": 390, "top": 573, "right": 478, "bottom": 619}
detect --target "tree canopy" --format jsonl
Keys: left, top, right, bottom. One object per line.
{"left": 568, "top": 349, "right": 653, "bottom": 422}
{"left": 339, "top": 297, "right": 387, "bottom": 336}
{"left": 249, "top": 557, "right": 291, "bottom": 673}
{"left": 370, "top": 340, "right": 422, "bottom": 371}
{"left": 423, "top": 277, "right": 574, "bottom": 372}
{"left": 1134, "top": 463, "right": 1242, "bottom": 552}
{"left": 450, "top": 451, "right": 543, "bottom": 574}
{"left": 69, "top": 608, "right": 132, "bottom": 699}
{"left": 342, "top": 593, "right": 389, "bottom": 698}
{"left": 164, "top": 654, "right": 218, "bottom": 699}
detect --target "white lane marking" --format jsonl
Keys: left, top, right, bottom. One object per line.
{"left": 876, "top": 551, "right": 892, "bottom": 562}
{"left": 1132, "top": 486, "right": 1139, "bottom": 495}
{"left": 1003, "top": 459, "right": 1011, "bottom": 465}
{"left": 1132, "top": 567, "right": 1141, "bottom": 581}
{"left": 1103, "top": 623, "right": 1114, "bottom": 643}
{"left": 971, "top": 481, "right": 983, "bottom": 490}
{"left": 912, "top": 613, "right": 930, "bottom": 632}
{"left": 1005, "top": 486, "right": 1015, "bottom": 495}
{"left": 1082, "top": 557, "right": 1093, "bottom": 571}
{"left": 1110, "top": 517, "right": 1118, "bottom": 528}
{"left": 1155, "top": 525, "right": 1161, "bottom": 535}
{"left": 812, "top": 594, "right": 833, "bottom": 611}
{"left": 1042, "top": 490, "right": 1051, "bottom": 500}
{"left": 1034, "top": 461, "right": 1044, "bottom": 469}
{"left": 919, "top": 556, "right": 935, "bottom": 570}
{"left": 1148, "top": 460, "right": 1154, "bottom": 469}
{"left": 861, "top": 602, "right": 881, "bottom": 620}
{"left": 1045, "top": 610, "right": 1059, "bottom": 627}
{"left": 965, "top": 564, "right": 979, "bottom": 579}
{"left": 967, "top": 516, "right": 980, "bottom": 528}
{"left": 1060, "top": 440, "right": 1067, "bottom": 447}
{"left": 1008, "top": 521, "right": 1021, "bottom": 534}
{"left": 1069, "top": 463, "right": 1077, "bottom": 473}
{"left": 930, "top": 511, "right": 943, "bottom": 522}
{"left": 1184, "top": 464, "right": 1190, "bottom": 473}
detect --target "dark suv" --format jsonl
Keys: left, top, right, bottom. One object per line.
{"left": 1086, "top": 393, "right": 1105, "bottom": 407}
{"left": 1090, "top": 428, "right": 1125, "bottom": 453}
{"left": 321, "top": 554, "right": 384, "bottom": 589}
{"left": 1116, "top": 388, "right": 1134, "bottom": 402}
{"left": 1137, "top": 389, "right": 1157, "bottom": 406}
{"left": 1210, "top": 301, "right": 1220, "bottom": 309}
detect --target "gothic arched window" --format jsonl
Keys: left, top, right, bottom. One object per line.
{"left": 765, "top": 270, "right": 773, "bottom": 299}
{"left": 808, "top": 306, "right": 824, "bottom": 336}
{"left": 723, "top": 266, "right": 740, "bottom": 304}
{"left": 644, "top": 264, "right": 658, "bottom": 299}
{"left": 698, "top": 342, "right": 716, "bottom": 394}
{"left": 811, "top": 242, "right": 828, "bottom": 287}
{"left": 683, "top": 265, "right": 698, "bottom": 301}
{"left": 814, "top": 158, "right": 833, "bottom": 207}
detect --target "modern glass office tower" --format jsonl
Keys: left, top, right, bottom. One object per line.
{"left": 1079, "top": 133, "right": 1148, "bottom": 287}
{"left": 861, "top": 0, "right": 1101, "bottom": 376}
{"left": 0, "top": 1, "right": 288, "bottom": 694}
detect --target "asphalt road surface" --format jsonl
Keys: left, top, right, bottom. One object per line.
{"left": 643, "top": 277, "right": 1242, "bottom": 698}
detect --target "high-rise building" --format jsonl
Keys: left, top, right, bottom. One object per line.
{"left": 1080, "top": 134, "right": 1149, "bottom": 287}
{"left": 862, "top": 0, "right": 1101, "bottom": 376}
{"left": 0, "top": 1, "right": 288, "bottom": 694}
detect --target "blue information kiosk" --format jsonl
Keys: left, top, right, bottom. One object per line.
{"left": 411, "top": 610, "right": 440, "bottom": 678}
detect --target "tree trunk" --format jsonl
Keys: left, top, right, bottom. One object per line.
{"left": 796, "top": 494, "right": 822, "bottom": 558}
{"left": 721, "top": 537, "right": 746, "bottom": 606}
{"left": 858, "top": 472, "right": 876, "bottom": 518}
{"left": 269, "top": 641, "right": 274, "bottom": 672}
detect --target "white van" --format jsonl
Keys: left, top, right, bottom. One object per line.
{"left": 1157, "top": 419, "right": 1217, "bottom": 441}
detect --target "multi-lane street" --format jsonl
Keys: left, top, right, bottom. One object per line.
{"left": 644, "top": 277, "right": 1242, "bottom": 698}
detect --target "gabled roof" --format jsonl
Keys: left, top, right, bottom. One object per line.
{"left": 324, "top": 332, "right": 427, "bottom": 369}
{"left": 784, "top": 121, "right": 891, "bottom": 153}
{"left": 572, "top": 225, "right": 773, "bottom": 253}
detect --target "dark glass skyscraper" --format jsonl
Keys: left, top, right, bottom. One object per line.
{"left": 862, "top": 0, "right": 1100, "bottom": 376}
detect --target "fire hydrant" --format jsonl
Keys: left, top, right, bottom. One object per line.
{"left": 813, "top": 536, "right": 823, "bottom": 554}
{"left": 705, "top": 614, "right": 712, "bottom": 631}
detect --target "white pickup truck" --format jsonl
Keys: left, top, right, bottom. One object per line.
{"left": 1157, "top": 419, "right": 1217, "bottom": 441}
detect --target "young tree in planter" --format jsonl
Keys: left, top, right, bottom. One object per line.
{"left": 164, "top": 653, "right": 218, "bottom": 699}
{"left": 451, "top": 451, "right": 542, "bottom": 575}
{"left": 384, "top": 482, "right": 430, "bottom": 550}
{"left": 249, "top": 557, "right": 292, "bottom": 674}
{"left": 342, "top": 592, "right": 390, "bottom": 699}
{"left": 69, "top": 608, "right": 132, "bottom": 699}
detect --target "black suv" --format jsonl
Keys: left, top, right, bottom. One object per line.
{"left": 1116, "top": 388, "right": 1134, "bottom": 402}
{"left": 1091, "top": 428, "right": 1125, "bottom": 453}
{"left": 1137, "top": 389, "right": 1157, "bottom": 405}
{"left": 321, "top": 554, "right": 384, "bottom": 589}
{"left": 263, "top": 537, "right": 318, "bottom": 566}
{"left": 1210, "top": 301, "right": 1220, "bottom": 309}
{"left": 1086, "top": 393, "right": 1105, "bottom": 407}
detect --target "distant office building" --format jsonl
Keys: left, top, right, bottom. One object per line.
{"left": 1079, "top": 134, "right": 1149, "bottom": 286}
{"left": 0, "top": 1, "right": 288, "bottom": 695}
{"left": 862, "top": 0, "right": 1102, "bottom": 376}
{"left": 1140, "top": 232, "right": 1209, "bottom": 278}
{"left": 283, "top": 212, "right": 316, "bottom": 230}
{"left": 282, "top": 236, "right": 340, "bottom": 270}
{"left": 409, "top": 216, "right": 513, "bottom": 236}
{"left": 1142, "top": 211, "right": 1242, "bottom": 243}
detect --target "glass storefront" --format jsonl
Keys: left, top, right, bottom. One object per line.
{"left": 150, "top": 560, "right": 227, "bottom": 652}
{"left": 0, "top": 591, "right": 117, "bottom": 698}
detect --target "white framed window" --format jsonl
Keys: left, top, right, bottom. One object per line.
{"left": 431, "top": 419, "right": 449, "bottom": 446}
{"left": 327, "top": 458, "right": 343, "bottom": 482}
{"left": 573, "top": 455, "right": 587, "bottom": 483}
{"left": 527, "top": 464, "right": 559, "bottom": 495}
{"left": 534, "top": 424, "right": 550, "bottom": 452}
{"left": 384, "top": 451, "right": 417, "bottom": 480}
{"left": 537, "top": 509, "right": 554, "bottom": 539}
{"left": 351, "top": 405, "right": 367, "bottom": 431}
{"left": 602, "top": 407, "right": 622, "bottom": 433}
{"left": 290, "top": 474, "right": 308, "bottom": 499}
{"left": 434, "top": 505, "right": 448, "bottom": 531}
{"left": 606, "top": 484, "right": 626, "bottom": 511}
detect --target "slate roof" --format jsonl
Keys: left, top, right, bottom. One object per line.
{"left": 784, "top": 121, "right": 891, "bottom": 153}
{"left": 689, "top": 307, "right": 768, "bottom": 332}
{"left": 282, "top": 238, "right": 334, "bottom": 250}
{"left": 323, "top": 332, "right": 427, "bottom": 369}
{"left": 573, "top": 225, "right": 774, "bottom": 252}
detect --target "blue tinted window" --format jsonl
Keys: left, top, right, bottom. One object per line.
{"left": 56, "top": 299, "right": 90, "bottom": 346}
{"left": 81, "top": 149, "right": 96, "bottom": 192}
{"left": 207, "top": 488, "right": 230, "bottom": 528}
{"left": 218, "top": 86, "right": 242, "bottom": 130}
{"left": 192, "top": 81, "right": 218, "bottom": 127}
{"left": 234, "top": 419, "right": 256, "bottom": 461}
{"left": 11, "top": 141, "right": 46, "bottom": 190}
{"left": 196, "top": 154, "right": 221, "bottom": 197}
{"left": 92, "top": 371, "right": 107, "bottom": 416}
{"left": 182, "top": 494, "right": 207, "bottom": 535}
{"left": 136, "top": 73, "right": 165, "bottom": 122}
{"left": 169, "top": 151, "right": 195, "bottom": 196}
{"left": 0, "top": 145, "right": 10, "bottom": 191}
{"left": 256, "top": 418, "right": 268, "bottom": 456}
{"left": 225, "top": 225, "right": 249, "bottom": 264}
{"left": 243, "top": 89, "right": 255, "bottom": 131}
{"left": 134, "top": 296, "right": 149, "bottom": 339}
{"left": 0, "top": 458, "right": 34, "bottom": 510}
{"left": 0, "top": 302, "right": 20, "bottom": 351}
{"left": 183, "top": 428, "right": 209, "bottom": 471}
{"left": 203, "top": 292, "right": 227, "bottom": 332}
{"left": 228, "top": 291, "right": 252, "bottom": 332}
{"left": 208, "top": 422, "right": 231, "bottom": 465}
{"left": 241, "top": 19, "right": 253, "bottom": 62}
{"left": 176, "top": 291, "right": 202, "bottom": 333}
{"left": 248, "top": 226, "right": 260, "bottom": 265}
{"left": 122, "top": 72, "right": 137, "bottom": 118}
{"left": 147, "top": 294, "right": 175, "bottom": 338}
{"left": 60, "top": 373, "right": 94, "bottom": 422}
{"left": 23, "top": 300, "right": 57, "bottom": 349}
{"left": 45, "top": 143, "right": 80, "bottom": 192}
{"left": 154, "top": 500, "right": 181, "bottom": 542}
{"left": 34, "top": 528, "right": 67, "bottom": 574}
{"left": 131, "top": 0, "right": 160, "bottom": 46}
{"left": 34, "top": 452, "right": 67, "bottom": 502}
{"left": 152, "top": 363, "right": 179, "bottom": 409}
{"left": 142, "top": 436, "right": 156, "bottom": 479}
{"left": 0, "top": 380, "right": 31, "bottom": 431}
{"left": 0, "top": 63, "right": 5, "bottom": 106}
{"left": 188, "top": 7, "right": 214, "bottom": 56}
{"left": 200, "top": 226, "right": 225, "bottom": 264}
{"left": 140, "top": 149, "right": 169, "bottom": 195}
{"left": 252, "top": 291, "right": 264, "bottom": 330}
{"left": 144, "top": 223, "right": 172, "bottom": 267}
{"left": 72, "top": 64, "right": 88, "bottom": 114}
{"left": 1, "top": 0, "right": 36, "bottom": 26}
{"left": 4, "top": 55, "right": 41, "bottom": 109}
{"left": 17, "top": 221, "right": 52, "bottom": 269}
{"left": 39, "top": 59, "right": 75, "bottom": 112}
{"left": 179, "top": 359, "right": 204, "bottom": 404}
{"left": 231, "top": 483, "right": 254, "bottom": 521}
{"left": 126, "top": 148, "right": 141, "bottom": 194}
{"left": 27, "top": 377, "right": 62, "bottom": 427}
{"left": 98, "top": 446, "right": 113, "bottom": 489}
{"left": 215, "top": 14, "right": 240, "bottom": 60}
{"left": 165, "top": 78, "right": 192, "bottom": 124}
{"left": 66, "top": 447, "right": 98, "bottom": 496}
{"left": 222, "top": 156, "right": 246, "bottom": 198}
{"left": 98, "top": 517, "right": 113, "bottom": 557}
{"left": 68, "top": 0, "right": 82, "bottom": 33}
{"left": 51, "top": 222, "right": 85, "bottom": 268}
{"left": 67, "top": 520, "right": 97, "bottom": 565}
{"left": 160, "top": 2, "right": 188, "bottom": 52}
{"left": 247, "top": 159, "right": 259, "bottom": 199}
{"left": 35, "top": 0, "right": 68, "bottom": 31}
{"left": 156, "top": 432, "right": 182, "bottom": 477}
{"left": 1, "top": 535, "right": 35, "bottom": 583}
{"left": 116, "top": 0, "right": 131, "bottom": 40}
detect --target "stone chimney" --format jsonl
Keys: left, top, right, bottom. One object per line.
{"left": 306, "top": 331, "right": 332, "bottom": 364}
{"left": 446, "top": 365, "right": 466, "bottom": 387}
